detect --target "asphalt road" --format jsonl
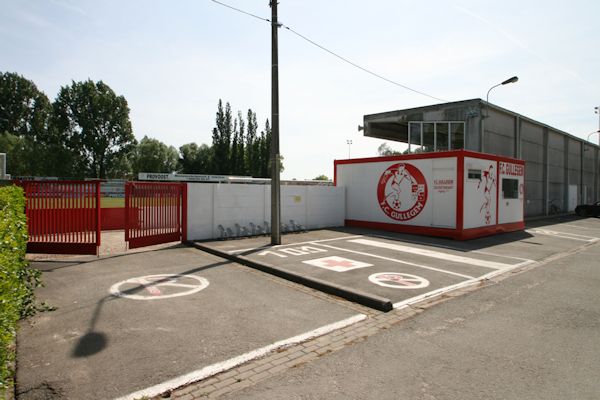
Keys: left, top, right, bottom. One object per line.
{"left": 16, "top": 246, "right": 361, "bottom": 400}
{"left": 220, "top": 235, "right": 600, "bottom": 400}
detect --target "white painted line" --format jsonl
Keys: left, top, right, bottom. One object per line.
{"left": 526, "top": 229, "right": 599, "bottom": 242}
{"left": 113, "top": 313, "right": 367, "bottom": 400}
{"left": 559, "top": 224, "right": 600, "bottom": 231}
{"left": 349, "top": 238, "right": 513, "bottom": 270}
{"left": 317, "top": 243, "right": 475, "bottom": 279}
{"left": 392, "top": 261, "right": 536, "bottom": 309}
{"left": 368, "top": 233, "right": 467, "bottom": 252}
{"left": 471, "top": 250, "right": 533, "bottom": 262}
{"left": 227, "top": 235, "right": 364, "bottom": 255}
{"left": 109, "top": 274, "right": 209, "bottom": 301}
{"left": 369, "top": 232, "right": 534, "bottom": 263}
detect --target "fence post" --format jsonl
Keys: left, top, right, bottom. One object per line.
{"left": 125, "top": 182, "right": 130, "bottom": 245}
{"left": 96, "top": 181, "right": 101, "bottom": 254}
{"left": 181, "top": 183, "right": 187, "bottom": 243}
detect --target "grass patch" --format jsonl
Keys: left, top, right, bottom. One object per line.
{"left": 101, "top": 197, "right": 124, "bottom": 208}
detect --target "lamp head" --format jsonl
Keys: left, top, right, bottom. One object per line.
{"left": 501, "top": 76, "right": 519, "bottom": 85}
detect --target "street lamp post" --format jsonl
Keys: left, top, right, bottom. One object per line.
{"left": 486, "top": 76, "right": 519, "bottom": 103}
{"left": 347, "top": 140, "right": 352, "bottom": 159}
{"left": 482, "top": 76, "right": 519, "bottom": 152}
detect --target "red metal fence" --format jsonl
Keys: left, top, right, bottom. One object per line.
{"left": 18, "top": 180, "right": 101, "bottom": 255}
{"left": 125, "top": 182, "right": 187, "bottom": 249}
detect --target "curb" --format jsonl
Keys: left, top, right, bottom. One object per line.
{"left": 187, "top": 242, "right": 393, "bottom": 312}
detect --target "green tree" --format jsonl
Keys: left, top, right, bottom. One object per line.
{"left": 314, "top": 175, "right": 329, "bottom": 181}
{"left": 52, "top": 79, "right": 136, "bottom": 178}
{"left": 257, "top": 119, "right": 271, "bottom": 178}
{"left": 230, "top": 111, "right": 246, "bottom": 175}
{"left": 377, "top": 142, "right": 402, "bottom": 156}
{"left": 211, "top": 100, "right": 233, "bottom": 174}
{"left": 208, "top": 101, "right": 283, "bottom": 177}
{"left": 179, "top": 143, "right": 212, "bottom": 174}
{"left": 0, "top": 72, "right": 55, "bottom": 176}
{"left": 0, "top": 72, "right": 51, "bottom": 140}
{"left": 245, "top": 109, "right": 260, "bottom": 177}
{"left": 132, "top": 135, "right": 178, "bottom": 175}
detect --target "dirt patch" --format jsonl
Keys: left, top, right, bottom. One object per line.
{"left": 17, "top": 382, "right": 64, "bottom": 400}
{"left": 26, "top": 230, "right": 180, "bottom": 262}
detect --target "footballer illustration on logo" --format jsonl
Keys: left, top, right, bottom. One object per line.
{"left": 377, "top": 162, "right": 428, "bottom": 221}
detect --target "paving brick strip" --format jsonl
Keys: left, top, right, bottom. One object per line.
{"left": 164, "top": 305, "right": 422, "bottom": 400}
{"left": 151, "top": 275, "right": 475, "bottom": 400}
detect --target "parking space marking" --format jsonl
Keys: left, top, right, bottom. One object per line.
{"left": 227, "top": 235, "right": 364, "bottom": 255}
{"left": 559, "top": 224, "right": 600, "bottom": 231}
{"left": 316, "top": 243, "right": 475, "bottom": 279}
{"left": 471, "top": 250, "right": 533, "bottom": 262}
{"left": 391, "top": 260, "right": 535, "bottom": 310}
{"left": 349, "top": 239, "right": 514, "bottom": 270}
{"left": 114, "top": 313, "right": 367, "bottom": 400}
{"left": 526, "top": 229, "right": 600, "bottom": 242}
{"left": 368, "top": 233, "right": 535, "bottom": 263}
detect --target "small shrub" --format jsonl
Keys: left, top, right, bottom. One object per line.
{"left": 0, "top": 185, "right": 41, "bottom": 392}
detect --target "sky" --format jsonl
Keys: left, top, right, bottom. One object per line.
{"left": 1, "top": 0, "right": 599, "bottom": 180}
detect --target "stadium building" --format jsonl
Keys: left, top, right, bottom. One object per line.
{"left": 362, "top": 99, "right": 600, "bottom": 217}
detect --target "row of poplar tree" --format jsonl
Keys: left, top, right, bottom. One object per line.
{"left": 0, "top": 71, "right": 279, "bottom": 179}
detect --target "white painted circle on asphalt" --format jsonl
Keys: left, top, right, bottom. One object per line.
{"left": 109, "top": 274, "right": 209, "bottom": 300}
{"left": 368, "top": 272, "right": 429, "bottom": 289}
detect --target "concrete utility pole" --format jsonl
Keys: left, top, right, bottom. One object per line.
{"left": 594, "top": 106, "right": 600, "bottom": 145}
{"left": 270, "top": 0, "right": 281, "bottom": 245}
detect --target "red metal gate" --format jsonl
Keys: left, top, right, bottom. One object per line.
{"left": 125, "top": 182, "right": 187, "bottom": 249}
{"left": 18, "top": 180, "right": 101, "bottom": 255}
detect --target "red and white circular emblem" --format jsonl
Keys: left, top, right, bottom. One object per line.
{"left": 377, "top": 162, "right": 428, "bottom": 221}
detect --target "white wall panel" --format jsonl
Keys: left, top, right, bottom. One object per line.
{"left": 186, "top": 184, "right": 344, "bottom": 240}
{"left": 338, "top": 157, "right": 457, "bottom": 228}
{"left": 463, "top": 157, "right": 497, "bottom": 229}
{"left": 498, "top": 161, "right": 525, "bottom": 224}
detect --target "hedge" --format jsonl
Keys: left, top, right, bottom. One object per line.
{"left": 0, "top": 185, "right": 40, "bottom": 393}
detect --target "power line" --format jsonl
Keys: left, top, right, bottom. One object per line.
{"left": 209, "top": 0, "right": 448, "bottom": 103}
{"left": 281, "top": 25, "right": 448, "bottom": 102}
{"left": 209, "top": 0, "right": 270, "bottom": 23}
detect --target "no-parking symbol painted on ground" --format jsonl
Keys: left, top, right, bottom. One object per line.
{"left": 109, "top": 274, "right": 209, "bottom": 300}
{"left": 368, "top": 272, "right": 429, "bottom": 289}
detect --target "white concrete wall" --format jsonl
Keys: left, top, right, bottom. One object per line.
{"left": 187, "top": 183, "right": 345, "bottom": 240}
{"left": 498, "top": 161, "right": 525, "bottom": 224}
{"left": 463, "top": 157, "right": 498, "bottom": 229}
{"left": 337, "top": 157, "right": 457, "bottom": 228}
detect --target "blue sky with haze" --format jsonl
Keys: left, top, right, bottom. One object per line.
{"left": 1, "top": 0, "right": 598, "bottom": 179}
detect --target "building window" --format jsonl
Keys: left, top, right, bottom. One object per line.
{"left": 502, "top": 178, "right": 519, "bottom": 199}
{"left": 468, "top": 169, "right": 482, "bottom": 180}
{"left": 409, "top": 123, "right": 422, "bottom": 153}
{"left": 451, "top": 122, "right": 464, "bottom": 150}
{"left": 436, "top": 122, "right": 448, "bottom": 151}
{"left": 423, "top": 123, "right": 435, "bottom": 152}
{"left": 408, "top": 121, "right": 464, "bottom": 152}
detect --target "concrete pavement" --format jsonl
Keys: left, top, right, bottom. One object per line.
{"left": 16, "top": 247, "right": 364, "bottom": 399}
{"left": 16, "top": 216, "right": 600, "bottom": 399}
{"left": 214, "top": 230, "right": 600, "bottom": 399}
